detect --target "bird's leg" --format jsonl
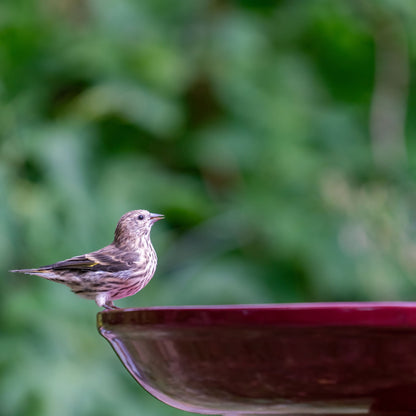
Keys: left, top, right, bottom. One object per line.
{"left": 96, "top": 293, "right": 119, "bottom": 310}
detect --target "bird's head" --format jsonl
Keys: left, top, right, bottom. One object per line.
{"left": 113, "top": 210, "right": 164, "bottom": 249}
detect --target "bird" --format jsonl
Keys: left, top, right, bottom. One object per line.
{"left": 10, "top": 210, "right": 164, "bottom": 310}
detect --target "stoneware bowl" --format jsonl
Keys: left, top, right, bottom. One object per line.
{"left": 97, "top": 302, "right": 416, "bottom": 415}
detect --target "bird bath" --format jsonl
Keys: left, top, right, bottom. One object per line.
{"left": 97, "top": 302, "right": 416, "bottom": 415}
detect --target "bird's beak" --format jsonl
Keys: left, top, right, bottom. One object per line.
{"left": 150, "top": 213, "right": 164, "bottom": 223}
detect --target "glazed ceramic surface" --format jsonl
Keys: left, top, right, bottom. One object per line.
{"left": 97, "top": 303, "right": 416, "bottom": 415}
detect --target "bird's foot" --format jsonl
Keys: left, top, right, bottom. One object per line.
{"left": 103, "top": 301, "right": 120, "bottom": 310}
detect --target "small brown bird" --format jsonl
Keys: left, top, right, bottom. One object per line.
{"left": 10, "top": 210, "right": 164, "bottom": 309}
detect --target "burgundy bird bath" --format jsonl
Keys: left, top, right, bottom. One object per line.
{"left": 97, "top": 302, "right": 416, "bottom": 415}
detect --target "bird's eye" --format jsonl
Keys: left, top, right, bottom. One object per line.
{"left": 137, "top": 215, "right": 145, "bottom": 221}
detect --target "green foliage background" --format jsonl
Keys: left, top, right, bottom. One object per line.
{"left": 2, "top": 1, "right": 416, "bottom": 415}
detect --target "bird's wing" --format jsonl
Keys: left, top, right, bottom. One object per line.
{"left": 47, "top": 249, "right": 132, "bottom": 273}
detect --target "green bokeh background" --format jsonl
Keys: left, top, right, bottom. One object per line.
{"left": 2, "top": 1, "right": 416, "bottom": 415}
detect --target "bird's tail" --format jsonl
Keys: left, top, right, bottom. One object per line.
{"left": 10, "top": 268, "right": 54, "bottom": 278}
